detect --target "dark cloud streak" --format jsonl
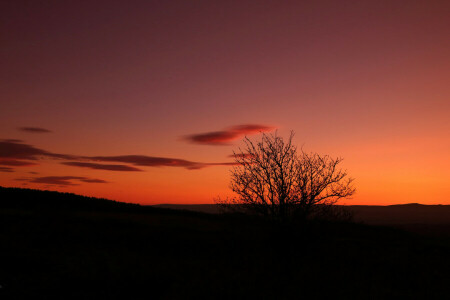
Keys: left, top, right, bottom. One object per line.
{"left": 0, "top": 167, "right": 14, "bottom": 172}
{"left": 185, "top": 124, "right": 275, "bottom": 145}
{"left": 16, "top": 176, "right": 108, "bottom": 186}
{"left": 0, "top": 139, "right": 77, "bottom": 161}
{"left": 0, "top": 159, "right": 38, "bottom": 166}
{"left": 18, "top": 127, "right": 52, "bottom": 133}
{"left": 62, "top": 162, "right": 143, "bottom": 172}
{"left": 1, "top": 139, "right": 238, "bottom": 172}
{"left": 88, "top": 155, "right": 204, "bottom": 170}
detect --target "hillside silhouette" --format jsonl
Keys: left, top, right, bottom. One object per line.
{"left": 1, "top": 187, "right": 450, "bottom": 299}
{"left": 0, "top": 186, "right": 140, "bottom": 211}
{"left": 0, "top": 186, "right": 205, "bottom": 216}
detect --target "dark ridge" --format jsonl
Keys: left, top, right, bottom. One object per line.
{"left": 0, "top": 186, "right": 139, "bottom": 211}
{"left": 388, "top": 203, "right": 423, "bottom": 206}
{"left": 0, "top": 186, "right": 205, "bottom": 216}
{"left": 156, "top": 203, "right": 450, "bottom": 229}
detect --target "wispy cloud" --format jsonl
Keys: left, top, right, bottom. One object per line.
{"left": 185, "top": 124, "right": 275, "bottom": 145}
{"left": 62, "top": 162, "right": 143, "bottom": 172}
{"left": 77, "top": 178, "right": 109, "bottom": 183}
{"left": 1, "top": 139, "right": 237, "bottom": 173}
{"left": 18, "top": 127, "right": 52, "bottom": 133}
{"left": 85, "top": 156, "right": 240, "bottom": 170}
{"left": 16, "top": 176, "right": 108, "bottom": 186}
{"left": 0, "top": 159, "right": 38, "bottom": 166}
{"left": 0, "top": 167, "right": 14, "bottom": 172}
{"left": 87, "top": 155, "right": 205, "bottom": 170}
{"left": 0, "top": 139, "right": 77, "bottom": 161}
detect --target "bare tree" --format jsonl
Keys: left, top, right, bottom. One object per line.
{"left": 293, "top": 150, "right": 355, "bottom": 220}
{"left": 217, "top": 132, "right": 355, "bottom": 222}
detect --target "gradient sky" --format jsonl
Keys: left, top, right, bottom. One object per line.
{"left": 1, "top": 0, "right": 449, "bottom": 205}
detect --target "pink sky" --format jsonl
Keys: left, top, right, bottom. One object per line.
{"left": 1, "top": 0, "right": 449, "bottom": 204}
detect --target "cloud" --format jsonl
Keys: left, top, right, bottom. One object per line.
{"left": 88, "top": 155, "right": 204, "bottom": 170}
{"left": 185, "top": 124, "right": 275, "bottom": 145}
{"left": 0, "top": 139, "right": 77, "bottom": 161}
{"left": 62, "top": 162, "right": 143, "bottom": 172}
{"left": 86, "top": 155, "right": 241, "bottom": 170}
{"left": 79, "top": 178, "right": 109, "bottom": 183}
{"left": 0, "top": 159, "right": 38, "bottom": 166}
{"left": 18, "top": 127, "right": 52, "bottom": 133}
{"left": 16, "top": 176, "right": 108, "bottom": 186}
{"left": 1, "top": 139, "right": 237, "bottom": 172}
{"left": 0, "top": 167, "right": 14, "bottom": 172}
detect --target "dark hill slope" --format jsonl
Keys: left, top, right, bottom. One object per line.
{"left": 0, "top": 186, "right": 204, "bottom": 216}
{"left": 0, "top": 186, "right": 139, "bottom": 211}
{"left": 1, "top": 187, "right": 450, "bottom": 299}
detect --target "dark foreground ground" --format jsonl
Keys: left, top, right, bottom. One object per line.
{"left": 1, "top": 187, "right": 450, "bottom": 299}
{"left": 156, "top": 204, "right": 450, "bottom": 236}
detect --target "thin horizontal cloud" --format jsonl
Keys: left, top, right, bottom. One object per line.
{"left": 1, "top": 139, "right": 237, "bottom": 172}
{"left": 16, "top": 176, "right": 108, "bottom": 186}
{"left": 79, "top": 178, "right": 108, "bottom": 183}
{"left": 185, "top": 124, "right": 275, "bottom": 145}
{"left": 18, "top": 127, "right": 52, "bottom": 133}
{"left": 62, "top": 161, "right": 143, "bottom": 172}
{"left": 87, "top": 155, "right": 240, "bottom": 170}
{"left": 228, "top": 153, "right": 254, "bottom": 159}
{"left": 88, "top": 155, "right": 204, "bottom": 170}
{"left": 0, "top": 139, "right": 77, "bottom": 161}
{"left": 0, "top": 167, "right": 14, "bottom": 172}
{"left": 0, "top": 159, "right": 38, "bottom": 166}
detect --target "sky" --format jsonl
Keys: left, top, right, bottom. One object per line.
{"left": 1, "top": 0, "right": 449, "bottom": 205}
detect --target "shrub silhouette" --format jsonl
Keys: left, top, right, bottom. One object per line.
{"left": 218, "top": 131, "right": 355, "bottom": 222}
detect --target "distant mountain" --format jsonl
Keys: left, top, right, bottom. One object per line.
{"left": 348, "top": 203, "right": 450, "bottom": 225}
{"left": 156, "top": 203, "right": 450, "bottom": 226}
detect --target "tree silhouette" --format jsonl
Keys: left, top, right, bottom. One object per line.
{"left": 218, "top": 132, "right": 355, "bottom": 222}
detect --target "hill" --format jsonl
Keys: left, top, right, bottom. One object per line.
{"left": 1, "top": 187, "right": 450, "bottom": 299}
{"left": 0, "top": 186, "right": 141, "bottom": 211}
{"left": 0, "top": 186, "right": 204, "bottom": 216}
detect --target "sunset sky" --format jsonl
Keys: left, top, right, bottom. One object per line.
{"left": 1, "top": 0, "right": 449, "bottom": 205}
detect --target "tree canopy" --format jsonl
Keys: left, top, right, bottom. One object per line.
{"left": 218, "top": 132, "right": 355, "bottom": 222}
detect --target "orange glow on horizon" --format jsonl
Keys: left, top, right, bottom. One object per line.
{"left": 1, "top": 1, "right": 449, "bottom": 205}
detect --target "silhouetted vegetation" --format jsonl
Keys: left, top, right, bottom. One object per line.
{"left": 1, "top": 187, "right": 450, "bottom": 299}
{"left": 217, "top": 132, "right": 355, "bottom": 222}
